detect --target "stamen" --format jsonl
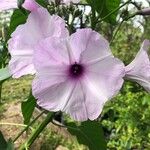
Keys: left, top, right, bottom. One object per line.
{"left": 69, "top": 62, "right": 84, "bottom": 79}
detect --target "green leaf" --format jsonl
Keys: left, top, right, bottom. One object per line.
{"left": 87, "top": 0, "right": 121, "bottom": 24}
{"left": 102, "top": 0, "right": 121, "bottom": 24}
{"left": 0, "top": 132, "right": 14, "bottom": 150}
{"left": 9, "top": 9, "right": 28, "bottom": 35}
{"left": 36, "top": 0, "right": 49, "bottom": 8}
{"left": 0, "top": 131, "right": 7, "bottom": 150}
{"left": 67, "top": 120, "right": 106, "bottom": 150}
{"left": 21, "top": 92, "right": 36, "bottom": 125}
{"left": 142, "top": 95, "right": 150, "bottom": 105}
{"left": 0, "top": 67, "right": 11, "bottom": 81}
{"left": 6, "top": 139, "right": 15, "bottom": 150}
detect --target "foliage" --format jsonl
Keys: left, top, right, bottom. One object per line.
{"left": 101, "top": 82, "right": 150, "bottom": 149}
{"left": 112, "top": 22, "right": 142, "bottom": 64}
{"left": 0, "top": 131, "right": 14, "bottom": 150}
{"left": 86, "top": 0, "right": 121, "bottom": 24}
{"left": 21, "top": 92, "right": 36, "bottom": 125}
{"left": 0, "top": 67, "right": 11, "bottom": 81}
{"left": 67, "top": 121, "right": 106, "bottom": 150}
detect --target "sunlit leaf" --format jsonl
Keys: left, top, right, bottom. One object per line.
{"left": 21, "top": 92, "right": 36, "bottom": 125}
{"left": 6, "top": 139, "right": 15, "bottom": 150}
{"left": 0, "top": 67, "right": 11, "bottom": 81}
{"left": 0, "top": 131, "right": 14, "bottom": 150}
{"left": 87, "top": 0, "right": 121, "bottom": 24}
{"left": 36, "top": 0, "right": 49, "bottom": 8}
{"left": 0, "top": 131, "right": 7, "bottom": 150}
{"left": 67, "top": 120, "right": 106, "bottom": 150}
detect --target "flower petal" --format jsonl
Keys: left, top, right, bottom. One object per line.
{"left": 9, "top": 57, "right": 35, "bottom": 78}
{"left": 32, "top": 36, "right": 76, "bottom": 111}
{"left": 8, "top": 7, "right": 68, "bottom": 78}
{"left": 69, "top": 28, "right": 111, "bottom": 63}
{"left": 81, "top": 56, "right": 125, "bottom": 120}
{"left": 63, "top": 82, "right": 89, "bottom": 121}
{"left": 33, "top": 37, "right": 71, "bottom": 74}
{"left": 125, "top": 40, "right": 150, "bottom": 92}
{"left": 80, "top": 80, "right": 105, "bottom": 120}
{"left": 85, "top": 56, "right": 125, "bottom": 98}
{"left": 65, "top": 56, "right": 125, "bottom": 121}
{"left": 0, "top": 0, "right": 17, "bottom": 11}
{"left": 22, "top": 0, "right": 39, "bottom": 11}
{"left": 32, "top": 77, "right": 75, "bottom": 111}
{"left": 0, "top": 0, "right": 38, "bottom": 11}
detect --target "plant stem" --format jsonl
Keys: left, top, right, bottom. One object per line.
{"left": 0, "top": 82, "right": 3, "bottom": 103}
{"left": 91, "top": 6, "right": 96, "bottom": 30}
{"left": 110, "top": 12, "right": 137, "bottom": 44}
{"left": 110, "top": 19, "right": 124, "bottom": 45}
{"left": 13, "top": 110, "right": 46, "bottom": 142}
{"left": 19, "top": 112, "right": 54, "bottom": 150}
{"left": 0, "top": 122, "right": 33, "bottom": 130}
{"left": 98, "top": 0, "right": 132, "bottom": 23}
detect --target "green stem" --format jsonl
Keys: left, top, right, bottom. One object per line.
{"left": 98, "top": 0, "right": 132, "bottom": 23}
{"left": 110, "top": 12, "right": 137, "bottom": 44}
{"left": 19, "top": 112, "right": 54, "bottom": 150}
{"left": 13, "top": 110, "right": 46, "bottom": 142}
{"left": 0, "top": 122, "right": 33, "bottom": 130}
{"left": 110, "top": 20, "right": 124, "bottom": 45}
{"left": 0, "top": 82, "right": 3, "bottom": 103}
{"left": 91, "top": 6, "right": 96, "bottom": 30}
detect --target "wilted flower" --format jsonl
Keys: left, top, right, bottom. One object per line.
{"left": 0, "top": 0, "right": 39, "bottom": 11}
{"left": 32, "top": 29, "right": 125, "bottom": 121}
{"left": 8, "top": 7, "right": 69, "bottom": 78}
{"left": 125, "top": 40, "right": 150, "bottom": 92}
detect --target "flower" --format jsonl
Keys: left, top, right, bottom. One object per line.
{"left": 22, "top": 0, "right": 39, "bottom": 11}
{"left": 8, "top": 7, "right": 69, "bottom": 78}
{"left": 32, "top": 28, "right": 125, "bottom": 121}
{"left": 0, "top": 0, "right": 39, "bottom": 11}
{"left": 0, "top": 0, "right": 17, "bottom": 11}
{"left": 125, "top": 40, "right": 150, "bottom": 92}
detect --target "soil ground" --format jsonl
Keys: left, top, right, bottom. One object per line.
{"left": 0, "top": 101, "right": 71, "bottom": 150}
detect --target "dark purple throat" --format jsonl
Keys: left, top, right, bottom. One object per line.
{"left": 69, "top": 63, "right": 84, "bottom": 79}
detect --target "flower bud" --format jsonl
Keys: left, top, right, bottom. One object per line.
{"left": 137, "top": 8, "right": 150, "bottom": 15}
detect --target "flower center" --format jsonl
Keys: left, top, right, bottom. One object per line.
{"left": 69, "top": 63, "right": 84, "bottom": 78}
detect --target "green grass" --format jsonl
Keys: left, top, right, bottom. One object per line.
{"left": 1, "top": 76, "right": 33, "bottom": 103}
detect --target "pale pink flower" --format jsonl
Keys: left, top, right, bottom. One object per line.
{"left": 32, "top": 28, "right": 125, "bottom": 121}
{"left": 0, "top": 0, "right": 39, "bottom": 11}
{"left": 125, "top": 40, "right": 150, "bottom": 92}
{"left": 22, "top": 0, "right": 39, "bottom": 11}
{"left": 8, "top": 7, "right": 69, "bottom": 78}
{"left": 0, "top": 0, "right": 17, "bottom": 10}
